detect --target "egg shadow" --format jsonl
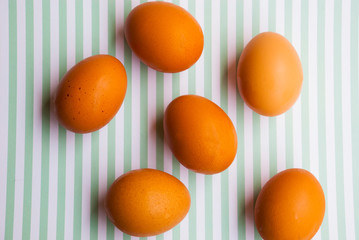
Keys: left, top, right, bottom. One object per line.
{"left": 41, "top": 64, "right": 70, "bottom": 137}
{"left": 225, "top": 58, "right": 239, "bottom": 95}
{"left": 239, "top": 181, "right": 262, "bottom": 237}
{"left": 93, "top": 189, "right": 108, "bottom": 228}
{"left": 149, "top": 112, "right": 173, "bottom": 169}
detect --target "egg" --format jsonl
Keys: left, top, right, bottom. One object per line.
{"left": 163, "top": 95, "right": 237, "bottom": 174}
{"left": 254, "top": 168, "right": 326, "bottom": 240}
{"left": 54, "top": 55, "right": 127, "bottom": 133}
{"left": 237, "top": 32, "right": 303, "bottom": 116}
{"left": 104, "top": 168, "right": 190, "bottom": 237}
{"left": 124, "top": 2, "right": 204, "bottom": 73}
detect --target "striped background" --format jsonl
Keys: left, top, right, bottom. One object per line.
{"left": 0, "top": 0, "right": 358, "bottom": 239}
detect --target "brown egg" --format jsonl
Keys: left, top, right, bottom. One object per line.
{"left": 163, "top": 95, "right": 238, "bottom": 174}
{"left": 255, "top": 168, "right": 326, "bottom": 240}
{"left": 104, "top": 169, "right": 191, "bottom": 237}
{"left": 237, "top": 32, "right": 303, "bottom": 116}
{"left": 55, "top": 55, "right": 127, "bottom": 133}
{"left": 125, "top": 2, "right": 204, "bottom": 73}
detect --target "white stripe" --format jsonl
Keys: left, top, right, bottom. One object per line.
{"left": 30, "top": 0, "right": 43, "bottom": 239}
{"left": 131, "top": 0, "right": 141, "bottom": 171}
{"left": 211, "top": 0, "right": 220, "bottom": 106}
{"left": 276, "top": 0, "right": 285, "bottom": 35}
{"left": 0, "top": 0, "right": 9, "bottom": 238}
{"left": 195, "top": 0, "right": 205, "bottom": 98}
{"left": 63, "top": 0, "right": 76, "bottom": 239}
{"left": 179, "top": 166, "right": 189, "bottom": 240}
{"left": 259, "top": 0, "right": 268, "bottom": 32}
{"left": 227, "top": 0, "right": 238, "bottom": 238}
{"left": 259, "top": 0, "right": 274, "bottom": 189}
{"left": 81, "top": 1, "right": 92, "bottom": 239}
{"left": 13, "top": 0, "right": 26, "bottom": 238}
{"left": 65, "top": 132, "right": 75, "bottom": 240}
{"left": 342, "top": 0, "right": 355, "bottom": 238}
{"left": 115, "top": 0, "right": 125, "bottom": 201}
{"left": 163, "top": 73, "right": 173, "bottom": 174}
{"left": 308, "top": 0, "right": 319, "bottom": 177}
{"left": 292, "top": 0, "right": 302, "bottom": 169}
{"left": 147, "top": 68, "right": 157, "bottom": 170}
{"left": 83, "top": 0, "right": 92, "bottom": 59}
{"left": 47, "top": 0, "right": 60, "bottom": 238}
{"left": 97, "top": 6, "right": 110, "bottom": 238}
{"left": 243, "top": 0, "right": 254, "bottom": 238}
{"left": 244, "top": 104, "right": 254, "bottom": 240}
{"left": 196, "top": 173, "right": 205, "bottom": 240}
{"left": 99, "top": 0, "right": 108, "bottom": 54}
{"left": 325, "top": 0, "right": 339, "bottom": 238}
{"left": 98, "top": 128, "right": 108, "bottom": 240}
{"left": 81, "top": 133, "right": 92, "bottom": 240}
{"left": 212, "top": 173, "right": 222, "bottom": 240}
{"left": 163, "top": 72, "right": 172, "bottom": 240}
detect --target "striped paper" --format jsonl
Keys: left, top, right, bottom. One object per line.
{"left": 0, "top": 0, "right": 358, "bottom": 239}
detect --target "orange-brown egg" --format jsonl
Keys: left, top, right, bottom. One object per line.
{"left": 104, "top": 168, "right": 191, "bottom": 237}
{"left": 125, "top": 2, "right": 204, "bottom": 73}
{"left": 164, "top": 95, "right": 237, "bottom": 174}
{"left": 237, "top": 32, "right": 303, "bottom": 116}
{"left": 255, "top": 168, "right": 326, "bottom": 240}
{"left": 55, "top": 55, "right": 127, "bottom": 133}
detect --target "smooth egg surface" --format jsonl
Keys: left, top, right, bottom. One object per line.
{"left": 254, "top": 168, "right": 326, "bottom": 240}
{"left": 55, "top": 54, "right": 127, "bottom": 133}
{"left": 104, "top": 168, "right": 191, "bottom": 237}
{"left": 237, "top": 32, "right": 303, "bottom": 116}
{"left": 164, "top": 95, "right": 238, "bottom": 174}
{"left": 124, "top": 2, "right": 204, "bottom": 73}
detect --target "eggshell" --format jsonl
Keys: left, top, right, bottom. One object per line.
{"left": 124, "top": 2, "right": 204, "bottom": 73}
{"left": 55, "top": 55, "right": 127, "bottom": 133}
{"left": 254, "top": 168, "right": 326, "bottom": 240}
{"left": 104, "top": 168, "right": 191, "bottom": 237}
{"left": 163, "top": 95, "right": 237, "bottom": 174}
{"left": 237, "top": 32, "right": 303, "bottom": 116}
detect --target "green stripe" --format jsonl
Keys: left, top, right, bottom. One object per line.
{"left": 4, "top": 0, "right": 17, "bottom": 239}
{"left": 187, "top": 2, "right": 197, "bottom": 240}
{"left": 268, "top": 0, "right": 277, "bottom": 177}
{"left": 139, "top": 62, "right": 148, "bottom": 170}
{"left": 106, "top": 119, "right": 115, "bottom": 240}
{"left": 90, "top": 0, "right": 100, "bottom": 239}
{"left": 220, "top": 1, "right": 230, "bottom": 239}
{"left": 284, "top": 0, "right": 294, "bottom": 169}
{"left": 300, "top": 0, "right": 310, "bottom": 171}
{"left": 156, "top": 71, "right": 164, "bottom": 173}
{"left": 39, "top": 0, "right": 51, "bottom": 238}
{"left": 139, "top": 3, "right": 148, "bottom": 173}
{"left": 236, "top": 0, "right": 245, "bottom": 238}
{"left": 56, "top": 1, "right": 67, "bottom": 239}
{"left": 333, "top": 0, "right": 346, "bottom": 238}
{"left": 351, "top": 0, "right": 359, "bottom": 236}
{"left": 106, "top": 1, "right": 116, "bottom": 239}
{"left": 251, "top": 1, "right": 261, "bottom": 239}
{"left": 317, "top": 0, "right": 329, "bottom": 238}
{"left": 171, "top": 72, "right": 181, "bottom": 240}
{"left": 268, "top": 0, "right": 276, "bottom": 32}
{"left": 22, "top": 0, "right": 34, "bottom": 237}
{"left": 73, "top": 0, "right": 84, "bottom": 239}
{"left": 170, "top": 20, "right": 181, "bottom": 237}
{"left": 123, "top": 1, "right": 132, "bottom": 239}
{"left": 73, "top": 134, "right": 83, "bottom": 240}
{"left": 204, "top": 0, "right": 213, "bottom": 239}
